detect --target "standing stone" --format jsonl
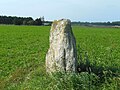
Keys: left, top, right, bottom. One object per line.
{"left": 46, "top": 19, "right": 77, "bottom": 73}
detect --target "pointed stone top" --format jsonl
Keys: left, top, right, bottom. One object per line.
{"left": 51, "top": 19, "right": 71, "bottom": 31}
{"left": 53, "top": 19, "right": 71, "bottom": 25}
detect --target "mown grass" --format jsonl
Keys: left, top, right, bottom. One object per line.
{"left": 0, "top": 25, "right": 120, "bottom": 90}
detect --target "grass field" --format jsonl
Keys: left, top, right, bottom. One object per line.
{"left": 0, "top": 25, "right": 120, "bottom": 90}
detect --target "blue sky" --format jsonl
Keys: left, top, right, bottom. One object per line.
{"left": 0, "top": 0, "right": 120, "bottom": 22}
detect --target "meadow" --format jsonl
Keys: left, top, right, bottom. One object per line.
{"left": 0, "top": 25, "right": 120, "bottom": 90}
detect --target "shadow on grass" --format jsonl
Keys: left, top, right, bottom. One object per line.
{"left": 77, "top": 45, "right": 120, "bottom": 83}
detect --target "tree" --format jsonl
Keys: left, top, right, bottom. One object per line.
{"left": 13, "top": 18, "right": 22, "bottom": 25}
{"left": 27, "top": 20, "right": 35, "bottom": 25}
{"left": 34, "top": 18, "right": 42, "bottom": 25}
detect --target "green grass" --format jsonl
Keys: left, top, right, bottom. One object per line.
{"left": 0, "top": 25, "right": 120, "bottom": 90}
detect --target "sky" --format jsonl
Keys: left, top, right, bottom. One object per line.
{"left": 0, "top": 0, "right": 120, "bottom": 22}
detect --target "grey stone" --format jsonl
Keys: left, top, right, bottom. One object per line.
{"left": 46, "top": 19, "right": 77, "bottom": 73}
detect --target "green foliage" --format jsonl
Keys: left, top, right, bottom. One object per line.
{"left": 46, "top": 72, "right": 98, "bottom": 90}
{"left": 0, "top": 25, "right": 120, "bottom": 90}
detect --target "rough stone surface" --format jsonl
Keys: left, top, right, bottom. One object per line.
{"left": 46, "top": 19, "right": 77, "bottom": 73}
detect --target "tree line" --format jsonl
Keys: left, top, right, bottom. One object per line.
{"left": 72, "top": 21, "right": 120, "bottom": 26}
{"left": 1, "top": 15, "right": 119, "bottom": 26}
{"left": 0, "top": 16, "right": 44, "bottom": 25}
